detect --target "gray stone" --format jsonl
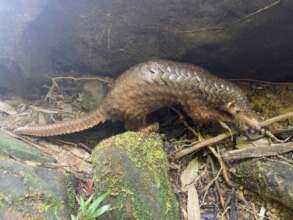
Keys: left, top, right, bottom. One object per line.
{"left": 0, "top": 159, "right": 76, "bottom": 220}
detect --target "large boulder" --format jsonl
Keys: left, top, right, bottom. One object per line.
{"left": 92, "top": 132, "right": 180, "bottom": 220}
{"left": 0, "top": 131, "right": 77, "bottom": 220}
{"left": 0, "top": 0, "right": 293, "bottom": 95}
{"left": 0, "top": 158, "right": 76, "bottom": 220}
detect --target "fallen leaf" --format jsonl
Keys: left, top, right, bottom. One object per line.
{"left": 181, "top": 159, "right": 199, "bottom": 191}
{"left": 181, "top": 159, "right": 201, "bottom": 220}
{"left": 187, "top": 186, "right": 200, "bottom": 220}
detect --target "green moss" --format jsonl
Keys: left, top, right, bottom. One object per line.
{"left": 93, "top": 132, "right": 167, "bottom": 196}
{"left": 0, "top": 154, "right": 9, "bottom": 160}
{"left": 241, "top": 82, "right": 293, "bottom": 125}
{"left": 20, "top": 169, "right": 46, "bottom": 190}
{"left": 64, "top": 176, "right": 77, "bottom": 214}
{"left": 0, "top": 133, "right": 55, "bottom": 163}
{"left": 12, "top": 191, "right": 63, "bottom": 218}
{"left": 94, "top": 132, "right": 165, "bottom": 170}
{"left": 33, "top": 197, "right": 61, "bottom": 214}
{"left": 0, "top": 193, "right": 7, "bottom": 209}
{"left": 92, "top": 132, "right": 179, "bottom": 219}
{"left": 235, "top": 160, "right": 269, "bottom": 191}
{"left": 0, "top": 159, "right": 76, "bottom": 219}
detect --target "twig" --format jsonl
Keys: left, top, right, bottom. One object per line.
{"left": 208, "top": 156, "right": 225, "bottom": 208}
{"left": 171, "top": 107, "right": 202, "bottom": 140}
{"left": 175, "top": 112, "right": 293, "bottom": 159}
{"left": 239, "top": 204, "right": 259, "bottom": 220}
{"left": 45, "top": 75, "right": 114, "bottom": 101}
{"left": 236, "top": 0, "right": 281, "bottom": 23}
{"left": 175, "top": 131, "right": 236, "bottom": 159}
{"left": 209, "top": 147, "right": 234, "bottom": 187}
{"left": 201, "top": 167, "right": 223, "bottom": 206}
{"left": 263, "top": 129, "right": 290, "bottom": 143}
{"left": 274, "top": 127, "right": 293, "bottom": 135}
{"left": 222, "top": 141, "right": 293, "bottom": 161}
{"left": 29, "top": 105, "right": 65, "bottom": 114}
{"left": 221, "top": 206, "right": 230, "bottom": 220}
{"left": 260, "top": 112, "right": 293, "bottom": 127}
{"left": 49, "top": 76, "right": 113, "bottom": 84}
{"left": 157, "top": 0, "right": 281, "bottom": 34}
{"left": 218, "top": 120, "right": 234, "bottom": 141}
{"left": 277, "top": 155, "right": 293, "bottom": 164}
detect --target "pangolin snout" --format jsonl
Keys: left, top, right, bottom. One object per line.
{"left": 236, "top": 113, "right": 262, "bottom": 131}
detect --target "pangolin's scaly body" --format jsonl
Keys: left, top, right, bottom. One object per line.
{"left": 14, "top": 59, "right": 261, "bottom": 136}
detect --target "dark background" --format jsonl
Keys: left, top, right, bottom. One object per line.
{"left": 0, "top": 0, "right": 292, "bottom": 94}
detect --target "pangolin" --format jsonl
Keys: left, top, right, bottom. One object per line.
{"left": 14, "top": 59, "right": 261, "bottom": 136}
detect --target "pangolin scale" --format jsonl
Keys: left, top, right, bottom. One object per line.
{"left": 14, "top": 59, "right": 261, "bottom": 136}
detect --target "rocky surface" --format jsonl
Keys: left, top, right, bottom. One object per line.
{"left": 0, "top": 131, "right": 55, "bottom": 163}
{"left": 0, "top": 0, "right": 293, "bottom": 95}
{"left": 232, "top": 158, "right": 293, "bottom": 209}
{"left": 92, "top": 132, "right": 180, "bottom": 220}
{"left": 0, "top": 159, "right": 76, "bottom": 220}
{"left": 0, "top": 131, "right": 77, "bottom": 220}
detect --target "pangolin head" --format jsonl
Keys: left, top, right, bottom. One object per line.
{"left": 218, "top": 83, "right": 261, "bottom": 132}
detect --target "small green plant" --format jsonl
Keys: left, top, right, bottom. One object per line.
{"left": 71, "top": 191, "right": 111, "bottom": 220}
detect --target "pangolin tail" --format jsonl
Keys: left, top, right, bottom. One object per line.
{"left": 14, "top": 108, "right": 107, "bottom": 137}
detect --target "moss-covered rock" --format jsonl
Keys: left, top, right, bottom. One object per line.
{"left": 0, "top": 131, "right": 55, "bottom": 163}
{"left": 0, "top": 159, "right": 77, "bottom": 220}
{"left": 232, "top": 158, "right": 293, "bottom": 209}
{"left": 92, "top": 131, "right": 179, "bottom": 220}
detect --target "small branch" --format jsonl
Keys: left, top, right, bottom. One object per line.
{"left": 201, "top": 167, "right": 223, "bottom": 206}
{"left": 175, "top": 112, "right": 293, "bottom": 159}
{"left": 29, "top": 105, "right": 64, "bottom": 114}
{"left": 236, "top": 0, "right": 281, "bottom": 24}
{"left": 221, "top": 206, "right": 230, "bottom": 220}
{"left": 222, "top": 141, "right": 293, "bottom": 161}
{"left": 208, "top": 156, "right": 225, "bottom": 208}
{"left": 175, "top": 132, "right": 235, "bottom": 159}
{"left": 45, "top": 75, "right": 114, "bottom": 101}
{"left": 277, "top": 155, "right": 293, "bottom": 164}
{"left": 209, "top": 147, "right": 234, "bottom": 187}
{"left": 49, "top": 76, "right": 113, "bottom": 84}
{"left": 260, "top": 112, "right": 293, "bottom": 127}
{"left": 171, "top": 107, "right": 202, "bottom": 140}
{"left": 157, "top": 0, "right": 281, "bottom": 34}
